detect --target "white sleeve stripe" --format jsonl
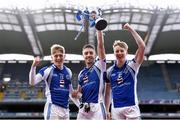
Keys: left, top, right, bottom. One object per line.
{"left": 46, "top": 68, "right": 54, "bottom": 87}
{"left": 107, "top": 66, "right": 114, "bottom": 81}
{"left": 95, "top": 59, "right": 106, "bottom": 71}
{"left": 66, "top": 67, "right": 72, "bottom": 79}
{"left": 29, "top": 66, "right": 43, "bottom": 86}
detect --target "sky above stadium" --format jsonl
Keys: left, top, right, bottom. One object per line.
{"left": 0, "top": 0, "right": 180, "bottom": 9}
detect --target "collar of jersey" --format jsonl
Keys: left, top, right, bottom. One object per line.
{"left": 52, "top": 64, "right": 64, "bottom": 70}
{"left": 114, "top": 60, "right": 127, "bottom": 70}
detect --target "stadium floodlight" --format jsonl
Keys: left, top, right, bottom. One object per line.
{"left": 0, "top": 54, "right": 34, "bottom": 61}
{"left": 3, "top": 76, "right": 11, "bottom": 82}
{"left": 148, "top": 54, "right": 180, "bottom": 61}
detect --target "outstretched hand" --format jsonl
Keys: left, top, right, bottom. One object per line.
{"left": 32, "top": 56, "right": 41, "bottom": 67}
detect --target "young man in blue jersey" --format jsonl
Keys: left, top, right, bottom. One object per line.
{"left": 105, "top": 23, "right": 145, "bottom": 120}
{"left": 72, "top": 30, "right": 107, "bottom": 120}
{"left": 29, "top": 44, "right": 79, "bottom": 120}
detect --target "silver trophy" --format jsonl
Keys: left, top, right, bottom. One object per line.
{"left": 91, "top": 9, "right": 107, "bottom": 30}
{"left": 75, "top": 8, "right": 107, "bottom": 40}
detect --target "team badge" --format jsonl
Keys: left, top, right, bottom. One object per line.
{"left": 83, "top": 75, "right": 89, "bottom": 83}
{"left": 60, "top": 80, "right": 65, "bottom": 88}
{"left": 117, "top": 74, "right": 123, "bottom": 84}
{"left": 66, "top": 75, "right": 70, "bottom": 79}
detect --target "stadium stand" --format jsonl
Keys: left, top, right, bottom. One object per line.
{"left": 0, "top": 61, "right": 179, "bottom": 119}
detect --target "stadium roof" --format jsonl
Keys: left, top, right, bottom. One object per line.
{"left": 0, "top": 0, "right": 180, "bottom": 61}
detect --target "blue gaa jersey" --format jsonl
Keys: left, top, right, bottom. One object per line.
{"left": 78, "top": 59, "right": 106, "bottom": 103}
{"left": 107, "top": 59, "right": 140, "bottom": 108}
{"left": 38, "top": 64, "right": 72, "bottom": 108}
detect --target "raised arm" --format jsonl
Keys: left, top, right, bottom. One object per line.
{"left": 29, "top": 56, "right": 42, "bottom": 86}
{"left": 96, "top": 30, "right": 106, "bottom": 60}
{"left": 123, "top": 23, "right": 145, "bottom": 64}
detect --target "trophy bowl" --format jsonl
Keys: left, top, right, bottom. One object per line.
{"left": 95, "top": 17, "right": 107, "bottom": 30}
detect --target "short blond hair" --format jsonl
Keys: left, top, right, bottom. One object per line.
{"left": 113, "top": 40, "right": 128, "bottom": 51}
{"left": 51, "top": 44, "right": 65, "bottom": 55}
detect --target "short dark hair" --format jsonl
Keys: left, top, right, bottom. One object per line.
{"left": 82, "top": 44, "right": 95, "bottom": 51}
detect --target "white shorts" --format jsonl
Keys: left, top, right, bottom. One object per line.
{"left": 77, "top": 102, "right": 106, "bottom": 120}
{"left": 111, "top": 105, "right": 141, "bottom": 120}
{"left": 44, "top": 102, "right": 69, "bottom": 120}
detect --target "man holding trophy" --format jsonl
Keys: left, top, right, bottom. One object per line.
{"left": 72, "top": 8, "right": 108, "bottom": 120}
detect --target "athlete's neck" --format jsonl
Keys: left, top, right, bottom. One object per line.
{"left": 117, "top": 60, "right": 126, "bottom": 68}
{"left": 55, "top": 64, "right": 63, "bottom": 70}
{"left": 86, "top": 63, "right": 93, "bottom": 68}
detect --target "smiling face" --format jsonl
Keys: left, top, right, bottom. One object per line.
{"left": 51, "top": 50, "right": 65, "bottom": 68}
{"left": 113, "top": 40, "right": 128, "bottom": 63}
{"left": 51, "top": 44, "right": 65, "bottom": 68}
{"left": 113, "top": 45, "right": 127, "bottom": 63}
{"left": 83, "top": 48, "right": 96, "bottom": 65}
{"left": 82, "top": 44, "right": 96, "bottom": 67}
